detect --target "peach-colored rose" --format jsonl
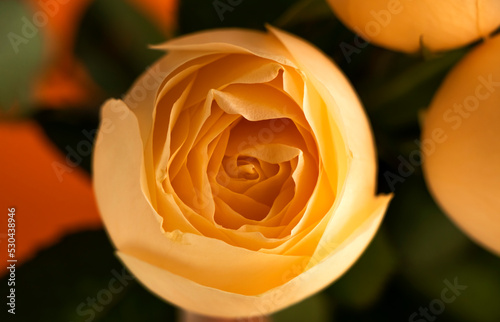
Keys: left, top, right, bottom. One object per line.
{"left": 422, "top": 34, "right": 500, "bottom": 256}
{"left": 327, "top": 0, "right": 500, "bottom": 53}
{"left": 93, "top": 27, "right": 391, "bottom": 318}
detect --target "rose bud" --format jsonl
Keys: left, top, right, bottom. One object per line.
{"left": 327, "top": 0, "right": 500, "bottom": 53}
{"left": 422, "top": 34, "right": 500, "bottom": 256}
{"left": 93, "top": 27, "right": 392, "bottom": 318}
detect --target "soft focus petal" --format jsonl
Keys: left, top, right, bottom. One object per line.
{"left": 327, "top": 0, "right": 500, "bottom": 53}
{"left": 422, "top": 34, "right": 500, "bottom": 256}
{"left": 117, "top": 195, "right": 390, "bottom": 318}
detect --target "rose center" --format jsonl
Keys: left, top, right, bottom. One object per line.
{"left": 235, "top": 157, "right": 259, "bottom": 180}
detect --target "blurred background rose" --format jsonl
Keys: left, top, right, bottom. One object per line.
{"left": 1, "top": 0, "right": 499, "bottom": 321}
{"left": 326, "top": 0, "right": 500, "bottom": 53}
{"left": 422, "top": 34, "right": 500, "bottom": 256}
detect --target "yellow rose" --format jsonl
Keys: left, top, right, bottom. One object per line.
{"left": 93, "top": 27, "right": 391, "bottom": 318}
{"left": 422, "top": 34, "right": 500, "bottom": 256}
{"left": 327, "top": 0, "right": 500, "bottom": 53}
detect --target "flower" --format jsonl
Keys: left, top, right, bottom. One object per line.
{"left": 422, "top": 35, "right": 500, "bottom": 256}
{"left": 93, "top": 27, "right": 391, "bottom": 317}
{"left": 327, "top": 0, "right": 500, "bottom": 53}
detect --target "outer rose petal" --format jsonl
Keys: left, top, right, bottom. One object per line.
{"left": 422, "top": 35, "right": 500, "bottom": 256}
{"left": 118, "top": 195, "right": 390, "bottom": 318}
{"left": 267, "top": 28, "right": 387, "bottom": 262}
{"left": 94, "top": 27, "right": 392, "bottom": 317}
{"left": 327, "top": 0, "right": 500, "bottom": 53}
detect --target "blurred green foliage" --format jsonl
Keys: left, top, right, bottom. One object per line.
{"left": 0, "top": 0, "right": 44, "bottom": 113}
{"left": 75, "top": 0, "right": 165, "bottom": 97}
{"left": 2, "top": 0, "right": 500, "bottom": 321}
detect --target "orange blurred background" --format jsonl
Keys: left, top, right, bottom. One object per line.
{"left": 0, "top": 0, "right": 177, "bottom": 273}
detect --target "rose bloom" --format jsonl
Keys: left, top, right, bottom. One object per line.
{"left": 422, "top": 34, "right": 500, "bottom": 256}
{"left": 93, "top": 27, "right": 391, "bottom": 317}
{"left": 327, "top": 0, "right": 500, "bottom": 53}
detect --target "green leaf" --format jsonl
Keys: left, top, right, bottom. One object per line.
{"left": 382, "top": 175, "right": 500, "bottom": 322}
{"left": 273, "top": 0, "right": 333, "bottom": 29}
{"left": 446, "top": 259, "right": 500, "bottom": 322}
{"left": 360, "top": 48, "right": 467, "bottom": 128}
{"left": 178, "top": 0, "right": 302, "bottom": 34}
{"left": 328, "top": 230, "right": 397, "bottom": 309}
{"left": 75, "top": 0, "right": 166, "bottom": 97}
{"left": 401, "top": 252, "right": 500, "bottom": 322}
{"left": 386, "top": 175, "right": 472, "bottom": 271}
{"left": 0, "top": 0, "right": 44, "bottom": 114}
{"left": 272, "top": 293, "right": 333, "bottom": 322}
{"left": 33, "top": 108, "right": 99, "bottom": 174}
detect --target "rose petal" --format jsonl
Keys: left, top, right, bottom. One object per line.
{"left": 116, "top": 194, "right": 390, "bottom": 318}
{"left": 327, "top": 0, "right": 500, "bottom": 52}
{"left": 94, "top": 99, "right": 310, "bottom": 297}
